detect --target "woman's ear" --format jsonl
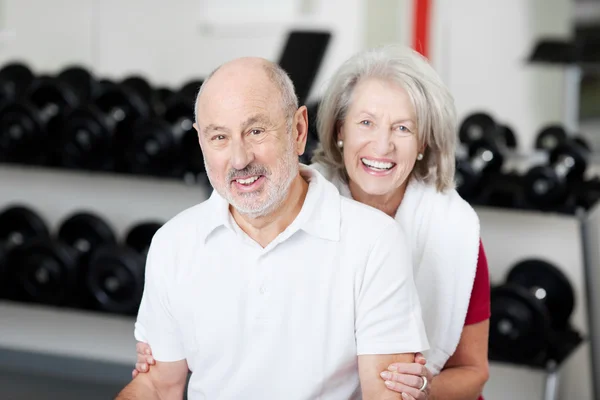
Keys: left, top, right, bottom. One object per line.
{"left": 336, "top": 121, "right": 344, "bottom": 142}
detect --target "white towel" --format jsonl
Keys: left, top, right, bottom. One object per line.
{"left": 311, "top": 163, "right": 480, "bottom": 375}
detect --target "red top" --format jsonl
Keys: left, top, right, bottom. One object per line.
{"left": 460, "top": 239, "right": 491, "bottom": 400}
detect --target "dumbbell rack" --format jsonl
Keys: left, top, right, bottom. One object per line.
{"left": 0, "top": 163, "right": 209, "bottom": 396}
{"left": 476, "top": 206, "right": 597, "bottom": 400}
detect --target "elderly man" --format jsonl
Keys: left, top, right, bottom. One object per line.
{"left": 115, "top": 57, "right": 428, "bottom": 400}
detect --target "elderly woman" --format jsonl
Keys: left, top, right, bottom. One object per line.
{"left": 132, "top": 45, "right": 490, "bottom": 400}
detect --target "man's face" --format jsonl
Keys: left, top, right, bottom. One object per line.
{"left": 195, "top": 69, "right": 299, "bottom": 217}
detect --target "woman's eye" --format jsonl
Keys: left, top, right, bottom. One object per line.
{"left": 360, "top": 120, "right": 372, "bottom": 126}
{"left": 395, "top": 125, "right": 410, "bottom": 133}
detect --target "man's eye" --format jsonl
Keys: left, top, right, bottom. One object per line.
{"left": 250, "top": 129, "right": 262, "bottom": 135}
{"left": 213, "top": 135, "right": 225, "bottom": 141}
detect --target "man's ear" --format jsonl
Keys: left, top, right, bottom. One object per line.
{"left": 294, "top": 106, "right": 309, "bottom": 156}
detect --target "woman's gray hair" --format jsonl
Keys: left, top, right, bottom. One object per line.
{"left": 312, "top": 44, "right": 457, "bottom": 192}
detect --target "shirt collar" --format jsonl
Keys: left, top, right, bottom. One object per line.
{"left": 197, "top": 164, "right": 341, "bottom": 243}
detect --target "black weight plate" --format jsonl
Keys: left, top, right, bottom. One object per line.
{"left": 535, "top": 125, "right": 567, "bottom": 152}
{"left": 0, "top": 62, "right": 34, "bottom": 100}
{"left": 153, "top": 87, "right": 175, "bottom": 116}
{"left": 180, "top": 129, "right": 205, "bottom": 175}
{"left": 490, "top": 284, "right": 551, "bottom": 362}
{"left": 179, "top": 79, "right": 204, "bottom": 103}
{"left": 507, "top": 259, "right": 575, "bottom": 331}
{"left": 164, "top": 94, "right": 195, "bottom": 139}
{"left": 468, "top": 138, "right": 504, "bottom": 173}
{"left": 127, "top": 118, "right": 177, "bottom": 176}
{"left": 7, "top": 239, "right": 78, "bottom": 305}
{"left": 86, "top": 245, "right": 145, "bottom": 315}
{"left": 125, "top": 222, "right": 162, "bottom": 255}
{"left": 60, "top": 106, "right": 113, "bottom": 170}
{"left": 122, "top": 76, "right": 153, "bottom": 101}
{"left": 497, "top": 124, "right": 517, "bottom": 149}
{"left": 523, "top": 165, "right": 567, "bottom": 207}
{"left": 57, "top": 65, "right": 96, "bottom": 103}
{"left": 459, "top": 112, "right": 497, "bottom": 145}
{"left": 94, "top": 82, "right": 150, "bottom": 128}
{"left": 27, "top": 77, "right": 79, "bottom": 112}
{"left": 0, "top": 101, "right": 46, "bottom": 163}
{"left": 0, "top": 206, "right": 49, "bottom": 248}
{"left": 57, "top": 212, "right": 117, "bottom": 262}
{"left": 306, "top": 101, "right": 320, "bottom": 142}
{"left": 549, "top": 141, "right": 588, "bottom": 181}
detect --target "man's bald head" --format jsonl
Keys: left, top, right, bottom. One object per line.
{"left": 194, "top": 57, "right": 298, "bottom": 128}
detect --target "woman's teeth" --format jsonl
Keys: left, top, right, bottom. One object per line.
{"left": 361, "top": 158, "right": 395, "bottom": 170}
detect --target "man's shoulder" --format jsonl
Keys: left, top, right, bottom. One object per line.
{"left": 152, "top": 199, "right": 212, "bottom": 246}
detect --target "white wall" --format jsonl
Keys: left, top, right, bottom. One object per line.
{"left": 0, "top": 0, "right": 365, "bottom": 103}
{"left": 430, "top": 0, "right": 574, "bottom": 152}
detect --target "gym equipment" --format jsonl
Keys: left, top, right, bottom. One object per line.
{"left": 86, "top": 221, "right": 162, "bottom": 315}
{"left": 524, "top": 140, "right": 588, "bottom": 208}
{"left": 0, "top": 205, "right": 50, "bottom": 248}
{"left": 60, "top": 79, "right": 151, "bottom": 171}
{"left": 535, "top": 125, "right": 568, "bottom": 153}
{"left": 125, "top": 221, "right": 162, "bottom": 256}
{"left": 153, "top": 87, "right": 175, "bottom": 116}
{"left": 0, "top": 67, "right": 96, "bottom": 165}
{"left": 0, "top": 205, "right": 51, "bottom": 298}
{"left": 6, "top": 211, "right": 116, "bottom": 306}
{"left": 179, "top": 79, "right": 203, "bottom": 104}
{"left": 125, "top": 94, "right": 195, "bottom": 177}
{"left": 0, "top": 62, "right": 34, "bottom": 106}
{"left": 455, "top": 138, "right": 505, "bottom": 199}
{"left": 458, "top": 112, "right": 517, "bottom": 149}
{"left": 278, "top": 30, "right": 331, "bottom": 106}
{"left": 490, "top": 258, "right": 576, "bottom": 364}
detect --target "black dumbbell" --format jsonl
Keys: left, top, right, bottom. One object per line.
{"left": 152, "top": 87, "right": 175, "bottom": 116}
{"left": 490, "top": 259, "right": 575, "bottom": 363}
{"left": 6, "top": 211, "right": 117, "bottom": 306}
{"left": 523, "top": 140, "right": 588, "bottom": 208}
{"left": 59, "top": 79, "right": 152, "bottom": 171}
{"left": 0, "top": 205, "right": 50, "bottom": 298}
{"left": 459, "top": 112, "right": 517, "bottom": 150}
{"left": 0, "top": 62, "right": 34, "bottom": 106}
{"left": 0, "top": 67, "right": 96, "bottom": 165}
{"left": 455, "top": 138, "right": 505, "bottom": 199}
{"left": 179, "top": 79, "right": 204, "bottom": 104}
{"left": 535, "top": 125, "right": 567, "bottom": 153}
{"left": 125, "top": 95, "right": 195, "bottom": 177}
{"left": 86, "top": 221, "right": 162, "bottom": 315}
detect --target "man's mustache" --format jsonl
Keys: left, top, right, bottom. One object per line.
{"left": 227, "top": 164, "right": 270, "bottom": 181}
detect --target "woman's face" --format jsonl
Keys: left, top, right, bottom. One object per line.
{"left": 338, "top": 77, "right": 421, "bottom": 198}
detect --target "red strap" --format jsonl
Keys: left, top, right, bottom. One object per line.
{"left": 412, "top": 0, "right": 431, "bottom": 58}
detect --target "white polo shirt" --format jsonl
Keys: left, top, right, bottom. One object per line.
{"left": 134, "top": 165, "right": 429, "bottom": 400}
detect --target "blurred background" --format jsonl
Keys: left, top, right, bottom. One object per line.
{"left": 0, "top": 0, "right": 599, "bottom": 399}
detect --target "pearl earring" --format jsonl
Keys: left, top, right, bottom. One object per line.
{"left": 417, "top": 153, "right": 423, "bottom": 161}
{"left": 337, "top": 140, "right": 344, "bottom": 148}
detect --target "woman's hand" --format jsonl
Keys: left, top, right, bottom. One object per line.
{"left": 131, "top": 341, "right": 155, "bottom": 379}
{"left": 380, "top": 353, "right": 433, "bottom": 400}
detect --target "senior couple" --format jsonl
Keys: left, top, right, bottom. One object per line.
{"left": 116, "top": 44, "right": 490, "bottom": 400}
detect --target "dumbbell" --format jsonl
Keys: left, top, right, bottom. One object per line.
{"left": 459, "top": 112, "right": 517, "bottom": 150}
{"left": 0, "top": 62, "right": 34, "bottom": 106}
{"left": 490, "top": 259, "right": 574, "bottom": 363}
{"left": 179, "top": 79, "right": 204, "bottom": 104}
{"left": 0, "top": 205, "right": 50, "bottom": 298}
{"left": 125, "top": 94, "right": 196, "bottom": 177}
{"left": 60, "top": 78, "right": 152, "bottom": 171}
{"left": 86, "top": 221, "right": 162, "bottom": 315}
{"left": 0, "top": 66, "right": 97, "bottom": 165}
{"left": 455, "top": 138, "right": 505, "bottom": 199}
{"left": 6, "top": 211, "right": 116, "bottom": 306}
{"left": 523, "top": 140, "right": 588, "bottom": 208}
{"left": 152, "top": 87, "right": 175, "bottom": 116}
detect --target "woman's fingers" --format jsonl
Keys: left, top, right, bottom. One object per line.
{"left": 382, "top": 378, "right": 422, "bottom": 398}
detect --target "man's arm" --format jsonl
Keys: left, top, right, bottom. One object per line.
{"left": 355, "top": 221, "right": 429, "bottom": 399}
{"left": 116, "top": 359, "right": 189, "bottom": 400}
{"left": 359, "top": 354, "right": 415, "bottom": 400}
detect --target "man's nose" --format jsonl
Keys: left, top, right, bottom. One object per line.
{"left": 230, "top": 139, "right": 253, "bottom": 170}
